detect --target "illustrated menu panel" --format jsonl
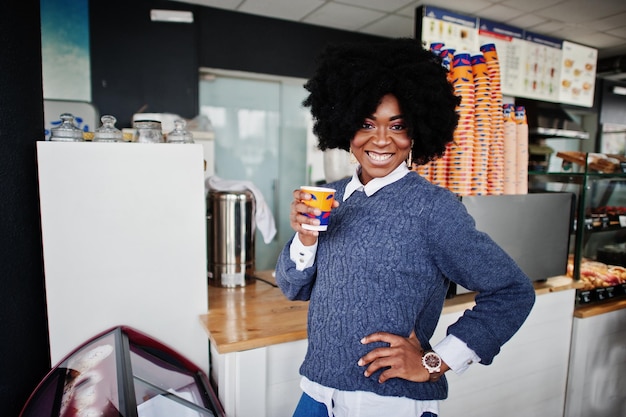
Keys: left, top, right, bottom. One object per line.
{"left": 416, "top": 6, "right": 598, "bottom": 107}
{"left": 521, "top": 32, "right": 563, "bottom": 102}
{"left": 418, "top": 7, "right": 478, "bottom": 53}
{"left": 559, "top": 41, "right": 598, "bottom": 107}
{"left": 478, "top": 20, "right": 526, "bottom": 96}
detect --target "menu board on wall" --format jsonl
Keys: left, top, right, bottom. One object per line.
{"left": 417, "top": 6, "right": 479, "bottom": 53}
{"left": 415, "top": 5, "right": 598, "bottom": 108}
{"left": 520, "top": 32, "right": 562, "bottom": 102}
{"left": 478, "top": 20, "right": 526, "bottom": 96}
{"left": 559, "top": 41, "right": 598, "bottom": 107}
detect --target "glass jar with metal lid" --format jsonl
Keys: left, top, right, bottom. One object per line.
{"left": 93, "top": 115, "right": 123, "bottom": 142}
{"left": 166, "top": 119, "right": 194, "bottom": 144}
{"left": 50, "top": 113, "right": 84, "bottom": 142}
{"left": 133, "top": 120, "right": 164, "bottom": 143}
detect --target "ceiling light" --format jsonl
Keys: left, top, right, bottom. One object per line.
{"left": 612, "top": 86, "right": 626, "bottom": 96}
{"left": 150, "top": 9, "right": 193, "bottom": 23}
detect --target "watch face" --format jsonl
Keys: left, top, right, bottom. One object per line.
{"left": 423, "top": 351, "right": 441, "bottom": 370}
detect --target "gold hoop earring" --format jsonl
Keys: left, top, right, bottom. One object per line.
{"left": 349, "top": 148, "right": 358, "bottom": 164}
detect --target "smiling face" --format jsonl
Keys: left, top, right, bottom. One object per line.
{"left": 351, "top": 94, "right": 412, "bottom": 185}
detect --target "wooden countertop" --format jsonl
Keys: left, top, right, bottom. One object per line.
{"left": 199, "top": 272, "right": 580, "bottom": 354}
{"left": 574, "top": 298, "right": 626, "bottom": 318}
{"left": 200, "top": 271, "right": 308, "bottom": 354}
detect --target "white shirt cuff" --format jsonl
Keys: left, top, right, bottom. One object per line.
{"left": 433, "top": 334, "right": 481, "bottom": 375}
{"left": 289, "top": 233, "right": 318, "bottom": 271}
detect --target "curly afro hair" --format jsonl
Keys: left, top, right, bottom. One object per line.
{"left": 303, "top": 37, "right": 460, "bottom": 165}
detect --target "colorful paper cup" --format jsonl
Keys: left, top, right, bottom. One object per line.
{"left": 300, "top": 186, "right": 336, "bottom": 231}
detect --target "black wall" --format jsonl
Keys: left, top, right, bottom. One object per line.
{"left": 196, "top": 6, "right": 386, "bottom": 79}
{"left": 599, "top": 78, "right": 626, "bottom": 125}
{"left": 90, "top": 0, "right": 386, "bottom": 128}
{"left": 90, "top": 0, "right": 200, "bottom": 129}
{"left": 0, "top": 1, "right": 51, "bottom": 415}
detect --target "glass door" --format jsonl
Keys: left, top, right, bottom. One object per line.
{"left": 199, "top": 69, "right": 310, "bottom": 271}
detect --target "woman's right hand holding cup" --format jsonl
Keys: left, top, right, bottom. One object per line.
{"left": 291, "top": 186, "right": 337, "bottom": 246}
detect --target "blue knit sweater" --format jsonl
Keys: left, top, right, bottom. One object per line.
{"left": 275, "top": 172, "right": 535, "bottom": 401}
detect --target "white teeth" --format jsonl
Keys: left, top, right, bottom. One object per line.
{"left": 367, "top": 152, "right": 392, "bottom": 161}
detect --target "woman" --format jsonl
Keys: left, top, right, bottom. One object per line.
{"left": 275, "top": 38, "right": 535, "bottom": 417}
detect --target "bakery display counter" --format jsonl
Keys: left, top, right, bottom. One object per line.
{"left": 530, "top": 154, "right": 626, "bottom": 306}
{"left": 574, "top": 258, "right": 626, "bottom": 304}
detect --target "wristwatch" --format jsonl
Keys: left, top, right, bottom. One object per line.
{"left": 422, "top": 350, "right": 442, "bottom": 381}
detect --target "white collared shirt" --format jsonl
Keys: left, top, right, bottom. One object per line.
{"left": 289, "top": 164, "right": 481, "bottom": 417}
{"left": 342, "top": 163, "right": 410, "bottom": 200}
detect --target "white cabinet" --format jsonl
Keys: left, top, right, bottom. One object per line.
{"left": 565, "top": 302, "right": 626, "bottom": 417}
{"left": 439, "top": 288, "right": 575, "bottom": 417}
{"left": 37, "top": 141, "right": 210, "bottom": 373}
{"left": 210, "top": 339, "right": 307, "bottom": 417}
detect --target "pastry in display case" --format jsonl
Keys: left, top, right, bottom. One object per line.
{"left": 530, "top": 151, "right": 626, "bottom": 305}
{"left": 20, "top": 326, "right": 224, "bottom": 417}
{"left": 569, "top": 256, "right": 626, "bottom": 302}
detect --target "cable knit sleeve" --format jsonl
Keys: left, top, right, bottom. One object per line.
{"left": 426, "top": 189, "right": 536, "bottom": 365}
{"left": 275, "top": 237, "right": 317, "bottom": 301}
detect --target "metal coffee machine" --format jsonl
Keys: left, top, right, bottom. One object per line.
{"left": 206, "top": 189, "right": 256, "bottom": 287}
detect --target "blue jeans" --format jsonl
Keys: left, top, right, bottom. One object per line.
{"left": 293, "top": 393, "right": 329, "bottom": 417}
{"left": 292, "top": 393, "right": 438, "bottom": 417}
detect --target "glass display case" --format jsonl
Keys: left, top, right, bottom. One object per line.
{"left": 20, "top": 326, "right": 224, "bottom": 417}
{"left": 530, "top": 152, "right": 626, "bottom": 305}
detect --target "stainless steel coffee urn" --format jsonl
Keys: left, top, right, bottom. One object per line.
{"left": 206, "top": 189, "right": 256, "bottom": 287}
